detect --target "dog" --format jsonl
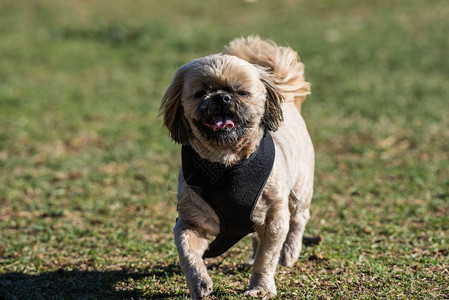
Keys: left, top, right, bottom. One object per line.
{"left": 160, "top": 36, "right": 314, "bottom": 298}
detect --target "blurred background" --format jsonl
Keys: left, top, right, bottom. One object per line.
{"left": 1, "top": 0, "right": 448, "bottom": 298}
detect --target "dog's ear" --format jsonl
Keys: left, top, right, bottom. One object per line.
{"left": 160, "top": 66, "right": 190, "bottom": 145}
{"left": 260, "top": 75, "right": 284, "bottom": 132}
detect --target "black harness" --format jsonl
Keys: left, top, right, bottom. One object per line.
{"left": 181, "top": 132, "right": 275, "bottom": 258}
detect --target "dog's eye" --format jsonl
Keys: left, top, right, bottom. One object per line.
{"left": 237, "top": 90, "right": 251, "bottom": 97}
{"left": 194, "top": 90, "right": 207, "bottom": 99}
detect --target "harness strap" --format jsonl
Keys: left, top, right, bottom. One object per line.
{"left": 181, "top": 132, "right": 275, "bottom": 258}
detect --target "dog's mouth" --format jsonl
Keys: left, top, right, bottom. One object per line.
{"left": 194, "top": 113, "right": 246, "bottom": 145}
{"left": 203, "top": 114, "right": 235, "bottom": 132}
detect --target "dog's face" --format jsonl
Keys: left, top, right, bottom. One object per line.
{"left": 161, "top": 54, "right": 283, "bottom": 147}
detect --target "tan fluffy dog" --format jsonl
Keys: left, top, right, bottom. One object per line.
{"left": 161, "top": 36, "right": 314, "bottom": 298}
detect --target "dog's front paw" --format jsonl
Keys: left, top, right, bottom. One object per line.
{"left": 243, "top": 287, "right": 276, "bottom": 298}
{"left": 244, "top": 272, "right": 276, "bottom": 298}
{"left": 190, "top": 276, "right": 213, "bottom": 299}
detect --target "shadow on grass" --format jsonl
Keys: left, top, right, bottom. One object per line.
{"left": 0, "top": 264, "right": 188, "bottom": 299}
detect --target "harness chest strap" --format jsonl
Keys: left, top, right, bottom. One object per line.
{"left": 181, "top": 132, "right": 275, "bottom": 258}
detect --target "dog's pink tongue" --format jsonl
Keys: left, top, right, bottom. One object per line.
{"left": 213, "top": 115, "right": 235, "bottom": 131}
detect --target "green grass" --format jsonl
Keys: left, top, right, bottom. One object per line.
{"left": 1, "top": 0, "right": 448, "bottom": 298}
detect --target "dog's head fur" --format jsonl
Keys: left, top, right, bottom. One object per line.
{"left": 161, "top": 54, "right": 283, "bottom": 162}
{"left": 161, "top": 36, "right": 310, "bottom": 164}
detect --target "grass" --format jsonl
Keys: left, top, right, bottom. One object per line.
{"left": 0, "top": 0, "right": 448, "bottom": 298}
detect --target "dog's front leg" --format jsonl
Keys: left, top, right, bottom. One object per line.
{"left": 174, "top": 220, "right": 212, "bottom": 299}
{"left": 244, "top": 212, "right": 289, "bottom": 298}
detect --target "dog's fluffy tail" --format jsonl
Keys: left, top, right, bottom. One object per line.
{"left": 223, "top": 36, "right": 310, "bottom": 111}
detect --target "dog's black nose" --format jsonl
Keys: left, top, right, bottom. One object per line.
{"left": 213, "top": 93, "right": 232, "bottom": 105}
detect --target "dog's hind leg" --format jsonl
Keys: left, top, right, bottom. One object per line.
{"left": 279, "top": 189, "right": 311, "bottom": 267}
{"left": 246, "top": 232, "right": 259, "bottom": 265}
